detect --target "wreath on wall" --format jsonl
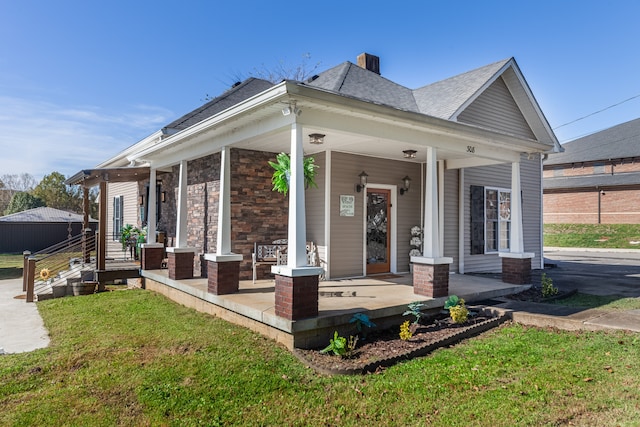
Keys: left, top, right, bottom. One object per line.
{"left": 268, "top": 152, "right": 318, "bottom": 196}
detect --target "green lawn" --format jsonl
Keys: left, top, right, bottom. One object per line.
{"left": 0, "top": 254, "right": 24, "bottom": 280}
{"left": 544, "top": 223, "right": 640, "bottom": 249}
{"left": 1, "top": 289, "right": 639, "bottom": 426}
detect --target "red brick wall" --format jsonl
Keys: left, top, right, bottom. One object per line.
{"left": 544, "top": 188, "right": 640, "bottom": 224}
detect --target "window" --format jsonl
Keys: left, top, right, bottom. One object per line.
{"left": 470, "top": 186, "right": 511, "bottom": 254}
{"left": 113, "top": 195, "right": 123, "bottom": 240}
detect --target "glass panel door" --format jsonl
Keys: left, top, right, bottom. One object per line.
{"left": 366, "top": 189, "right": 390, "bottom": 275}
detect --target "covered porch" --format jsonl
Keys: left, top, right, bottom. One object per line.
{"left": 140, "top": 269, "right": 524, "bottom": 349}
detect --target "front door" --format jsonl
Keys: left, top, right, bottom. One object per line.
{"left": 366, "top": 188, "right": 391, "bottom": 275}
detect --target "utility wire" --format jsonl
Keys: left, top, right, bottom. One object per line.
{"left": 553, "top": 93, "right": 640, "bottom": 130}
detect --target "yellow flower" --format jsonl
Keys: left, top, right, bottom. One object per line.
{"left": 39, "top": 268, "right": 51, "bottom": 281}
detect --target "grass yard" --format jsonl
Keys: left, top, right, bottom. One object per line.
{"left": 0, "top": 254, "right": 24, "bottom": 280}
{"left": 544, "top": 223, "right": 640, "bottom": 249}
{"left": 550, "top": 292, "right": 640, "bottom": 311}
{"left": 1, "top": 289, "right": 639, "bottom": 426}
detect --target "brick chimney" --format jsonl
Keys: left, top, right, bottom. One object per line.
{"left": 357, "top": 53, "right": 380, "bottom": 75}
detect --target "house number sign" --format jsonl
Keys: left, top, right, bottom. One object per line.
{"left": 340, "top": 195, "right": 355, "bottom": 216}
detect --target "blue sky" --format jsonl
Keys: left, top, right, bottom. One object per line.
{"left": 2, "top": 0, "right": 640, "bottom": 181}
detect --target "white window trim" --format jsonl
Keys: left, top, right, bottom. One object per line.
{"left": 484, "top": 186, "right": 511, "bottom": 254}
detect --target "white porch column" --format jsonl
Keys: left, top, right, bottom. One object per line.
{"left": 146, "top": 168, "right": 157, "bottom": 243}
{"left": 499, "top": 161, "right": 534, "bottom": 284}
{"left": 175, "top": 160, "right": 188, "bottom": 248}
{"left": 205, "top": 146, "right": 242, "bottom": 262}
{"left": 288, "top": 122, "right": 307, "bottom": 268}
{"left": 422, "top": 146, "right": 443, "bottom": 259}
{"left": 509, "top": 161, "right": 524, "bottom": 253}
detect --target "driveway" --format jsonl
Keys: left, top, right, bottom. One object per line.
{"left": 543, "top": 248, "right": 640, "bottom": 297}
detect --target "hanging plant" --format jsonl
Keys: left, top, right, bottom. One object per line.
{"left": 268, "top": 152, "right": 318, "bottom": 196}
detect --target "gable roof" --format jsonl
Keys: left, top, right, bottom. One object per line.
{"left": 545, "top": 117, "right": 640, "bottom": 165}
{"left": 0, "top": 207, "right": 97, "bottom": 223}
{"left": 413, "top": 59, "right": 511, "bottom": 119}
{"left": 163, "top": 78, "right": 274, "bottom": 132}
{"left": 305, "top": 62, "right": 419, "bottom": 112}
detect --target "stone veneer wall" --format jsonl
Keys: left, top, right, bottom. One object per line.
{"left": 154, "top": 149, "right": 289, "bottom": 280}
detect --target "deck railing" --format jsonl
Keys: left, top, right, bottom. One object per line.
{"left": 24, "top": 229, "right": 96, "bottom": 302}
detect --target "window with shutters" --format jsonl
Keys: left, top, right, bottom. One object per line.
{"left": 113, "top": 195, "right": 123, "bottom": 240}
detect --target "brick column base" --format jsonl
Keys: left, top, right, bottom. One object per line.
{"left": 501, "top": 257, "right": 532, "bottom": 285}
{"left": 413, "top": 263, "right": 449, "bottom": 298}
{"left": 207, "top": 261, "right": 240, "bottom": 295}
{"left": 141, "top": 246, "right": 164, "bottom": 270}
{"left": 168, "top": 252, "right": 195, "bottom": 280}
{"left": 274, "top": 274, "right": 319, "bottom": 320}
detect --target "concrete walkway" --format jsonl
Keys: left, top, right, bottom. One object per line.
{"left": 0, "top": 278, "right": 49, "bottom": 354}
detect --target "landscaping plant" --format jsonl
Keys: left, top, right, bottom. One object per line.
{"left": 399, "top": 320, "right": 412, "bottom": 341}
{"left": 320, "top": 331, "right": 357, "bottom": 357}
{"left": 349, "top": 313, "right": 376, "bottom": 339}
{"left": 268, "top": 152, "right": 318, "bottom": 196}
{"left": 403, "top": 301, "right": 425, "bottom": 325}
{"left": 444, "top": 295, "right": 469, "bottom": 324}
{"left": 541, "top": 272, "right": 559, "bottom": 298}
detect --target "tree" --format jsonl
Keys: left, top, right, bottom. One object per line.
{"left": 4, "top": 192, "right": 45, "bottom": 215}
{"left": 32, "top": 172, "right": 82, "bottom": 212}
{"left": 204, "top": 53, "right": 321, "bottom": 101}
{"left": 0, "top": 173, "right": 36, "bottom": 214}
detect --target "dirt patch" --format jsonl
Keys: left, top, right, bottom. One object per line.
{"left": 294, "top": 313, "right": 506, "bottom": 375}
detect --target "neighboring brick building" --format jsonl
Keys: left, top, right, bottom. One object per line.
{"left": 543, "top": 117, "right": 640, "bottom": 224}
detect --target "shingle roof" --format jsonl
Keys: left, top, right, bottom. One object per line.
{"left": 0, "top": 207, "right": 96, "bottom": 223}
{"left": 305, "top": 62, "right": 419, "bottom": 112}
{"left": 545, "top": 117, "right": 640, "bottom": 165}
{"left": 412, "top": 59, "right": 511, "bottom": 119}
{"left": 163, "top": 78, "right": 274, "bottom": 132}
{"left": 544, "top": 171, "right": 640, "bottom": 190}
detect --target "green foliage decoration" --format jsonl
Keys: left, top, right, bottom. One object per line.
{"left": 320, "top": 331, "right": 357, "bottom": 357}
{"left": 268, "top": 153, "right": 318, "bottom": 196}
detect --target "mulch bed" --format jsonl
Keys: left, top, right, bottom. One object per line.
{"left": 293, "top": 313, "right": 507, "bottom": 375}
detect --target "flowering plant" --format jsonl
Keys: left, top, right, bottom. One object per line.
{"left": 409, "top": 225, "right": 422, "bottom": 258}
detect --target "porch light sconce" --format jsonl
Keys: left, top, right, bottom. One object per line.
{"left": 400, "top": 176, "right": 411, "bottom": 195}
{"left": 308, "top": 133, "right": 325, "bottom": 144}
{"left": 403, "top": 149, "right": 417, "bottom": 159}
{"left": 161, "top": 191, "right": 166, "bottom": 203}
{"left": 138, "top": 195, "right": 144, "bottom": 206}
{"left": 356, "top": 171, "right": 368, "bottom": 193}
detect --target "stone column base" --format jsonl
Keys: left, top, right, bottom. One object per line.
{"left": 501, "top": 256, "right": 532, "bottom": 285}
{"left": 274, "top": 274, "right": 319, "bottom": 320}
{"left": 207, "top": 260, "right": 240, "bottom": 295}
{"left": 167, "top": 251, "right": 195, "bottom": 280}
{"left": 412, "top": 263, "right": 450, "bottom": 298}
{"left": 141, "top": 245, "right": 164, "bottom": 270}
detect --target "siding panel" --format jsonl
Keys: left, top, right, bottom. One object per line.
{"left": 106, "top": 182, "right": 139, "bottom": 259}
{"left": 458, "top": 77, "right": 536, "bottom": 140}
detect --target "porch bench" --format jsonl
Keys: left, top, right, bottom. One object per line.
{"left": 252, "top": 239, "right": 288, "bottom": 283}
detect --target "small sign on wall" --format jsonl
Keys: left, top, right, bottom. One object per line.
{"left": 340, "top": 195, "right": 355, "bottom": 216}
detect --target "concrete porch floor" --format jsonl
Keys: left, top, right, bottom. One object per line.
{"left": 141, "top": 270, "right": 526, "bottom": 349}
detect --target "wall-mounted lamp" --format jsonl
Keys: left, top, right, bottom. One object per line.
{"left": 600, "top": 190, "right": 606, "bottom": 196}
{"left": 308, "top": 133, "right": 325, "bottom": 144}
{"left": 403, "top": 149, "right": 417, "bottom": 159}
{"left": 138, "top": 195, "right": 144, "bottom": 206}
{"left": 400, "top": 176, "right": 411, "bottom": 195}
{"left": 356, "top": 171, "right": 368, "bottom": 193}
{"left": 161, "top": 191, "right": 166, "bottom": 203}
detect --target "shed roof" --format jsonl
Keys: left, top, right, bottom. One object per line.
{"left": 0, "top": 207, "right": 97, "bottom": 223}
{"left": 546, "top": 117, "right": 640, "bottom": 165}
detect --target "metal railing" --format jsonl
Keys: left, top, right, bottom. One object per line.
{"left": 24, "top": 229, "right": 96, "bottom": 302}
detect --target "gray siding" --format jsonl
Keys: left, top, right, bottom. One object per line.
{"left": 442, "top": 168, "right": 459, "bottom": 272}
{"left": 462, "top": 155, "right": 542, "bottom": 272}
{"left": 457, "top": 77, "right": 536, "bottom": 140}
{"left": 305, "top": 152, "right": 326, "bottom": 270}
{"left": 329, "top": 152, "right": 421, "bottom": 278}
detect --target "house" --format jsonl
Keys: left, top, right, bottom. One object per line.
{"left": 0, "top": 206, "right": 97, "bottom": 253}
{"left": 66, "top": 53, "right": 560, "bottom": 332}
{"left": 544, "top": 117, "right": 640, "bottom": 224}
